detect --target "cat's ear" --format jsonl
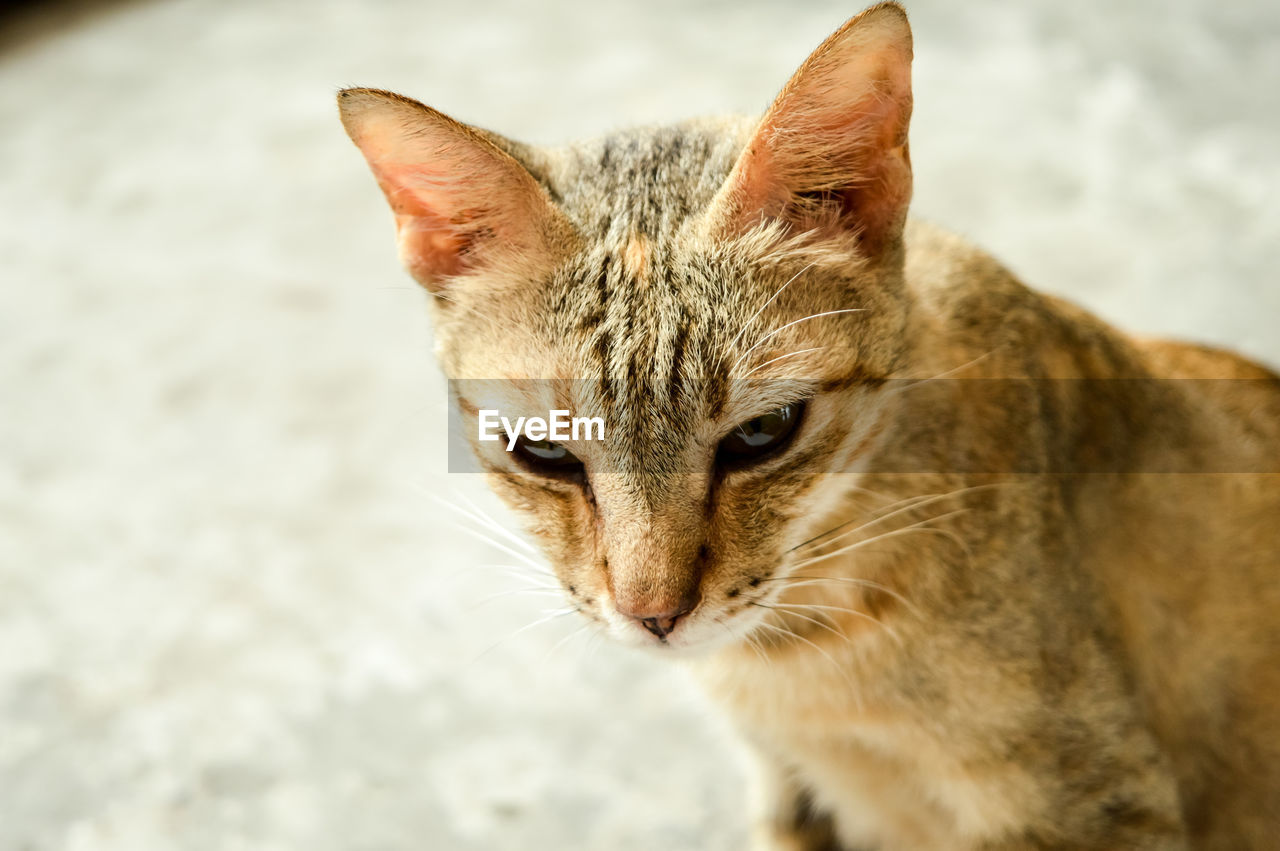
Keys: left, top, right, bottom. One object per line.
{"left": 708, "top": 2, "right": 913, "bottom": 258}
{"left": 337, "top": 88, "right": 572, "bottom": 293}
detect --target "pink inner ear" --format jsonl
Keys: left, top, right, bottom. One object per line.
{"left": 750, "top": 70, "right": 910, "bottom": 251}
{"left": 719, "top": 19, "right": 913, "bottom": 257}
{"left": 368, "top": 153, "right": 522, "bottom": 291}
{"left": 811, "top": 71, "right": 912, "bottom": 253}
{"left": 343, "top": 98, "right": 562, "bottom": 292}
{"left": 395, "top": 212, "right": 469, "bottom": 282}
{"left": 371, "top": 164, "right": 474, "bottom": 283}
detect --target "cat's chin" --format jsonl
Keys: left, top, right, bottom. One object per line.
{"left": 620, "top": 633, "right": 736, "bottom": 659}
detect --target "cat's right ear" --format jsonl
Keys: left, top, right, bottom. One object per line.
{"left": 337, "top": 89, "right": 572, "bottom": 294}
{"left": 705, "top": 2, "right": 914, "bottom": 260}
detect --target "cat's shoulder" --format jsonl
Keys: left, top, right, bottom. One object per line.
{"left": 902, "top": 218, "right": 1029, "bottom": 312}
{"left": 902, "top": 218, "right": 1280, "bottom": 429}
{"left": 901, "top": 218, "right": 1067, "bottom": 353}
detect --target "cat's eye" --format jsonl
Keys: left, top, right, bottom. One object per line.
{"left": 717, "top": 401, "right": 805, "bottom": 465}
{"left": 512, "top": 436, "right": 584, "bottom": 475}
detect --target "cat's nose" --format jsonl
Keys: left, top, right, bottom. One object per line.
{"left": 638, "top": 614, "right": 681, "bottom": 639}
{"left": 616, "top": 595, "right": 697, "bottom": 639}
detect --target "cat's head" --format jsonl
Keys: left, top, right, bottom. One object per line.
{"left": 339, "top": 3, "right": 915, "bottom": 652}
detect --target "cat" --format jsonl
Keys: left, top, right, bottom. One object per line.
{"left": 337, "top": 3, "right": 1280, "bottom": 848}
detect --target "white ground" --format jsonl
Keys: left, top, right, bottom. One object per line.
{"left": 1, "top": 0, "right": 1277, "bottom": 848}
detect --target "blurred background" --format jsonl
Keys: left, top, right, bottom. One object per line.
{"left": 1, "top": 0, "right": 1276, "bottom": 848}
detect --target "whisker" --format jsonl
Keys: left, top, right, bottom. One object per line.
{"left": 541, "top": 620, "right": 594, "bottom": 667}
{"left": 713, "top": 614, "right": 774, "bottom": 672}
{"left": 731, "top": 308, "right": 866, "bottom": 375}
{"left": 844, "top": 484, "right": 903, "bottom": 505}
{"left": 886, "top": 349, "right": 997, "bottom": 395}
{"left": 792, "top": 510, "right": 971, "bottom": 571}
{"left": 764, "top": 600, "right": 904, "bottom": 647}
{"left": 766, "top": 575, "right": 921, "bottom": 619}
{"left": 427, "top": 493, "right": 551, "bottom": 572}
{"left": 741, "top": 346, "right": 828, "bottom": 378}
{"left": 581, "top": 628, "right": 608, "bottom": 664}
{"left": 793, "top": 483, "right": 1004, "bottom": 555}
{"left": 470, "top": 607, "right": 577, "bottom": 664}
{"left": 474, "top": 586, "right": 565, "bottom": 606}
{"left": 449, "top": 523, "right": 553, "bottom": 576}
{"left": 446, "top": 563, "right": 557, "bottom": 590}
{"left": 751, "top": 600, "right": 849, "bottom": 644}
{"left": 750, "top": 619, "right": 859, "bottom": 695}
{"left": 743, "top": 630, "right": 775, "bottom": 672}
{"left": 455, "top": 492, "right": 540, "bottom": 555}
{"left": 725, "top": 261, "right": 817, "bottom": 353}
{"left": 791, "top": 491, "right": 941, "bottom": 553}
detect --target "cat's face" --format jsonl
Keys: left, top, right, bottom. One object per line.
{"left": 447, "top": 236, "right": 909, "bottom": 651}
{"left": 340, "top": 4, "right": 915, "bottom": 652}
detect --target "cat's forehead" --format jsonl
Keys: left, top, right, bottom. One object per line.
{"left": 526, "top": 126, "right": 755, "bottom": 385}
{"left": 550, "top": 119, "right": 750, "bottom": 243}
{"left": 541, "top": 234, "right": 761, "bottom": 379}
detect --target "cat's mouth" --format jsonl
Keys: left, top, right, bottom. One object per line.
{"left": 599, "top": 584, "right": 778, "bottom": 655}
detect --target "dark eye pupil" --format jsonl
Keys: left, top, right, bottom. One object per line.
{"left": 735, "top": 412, "right": 788, "bottom": 447}
{"left": 513, "top": 436, "right": 582, "bottom": 473}
{"left": 522, "top": 439, "right": 568, "bottom": 461}
{"left": 718, "top": 402, "right": 804, "bottom": 465}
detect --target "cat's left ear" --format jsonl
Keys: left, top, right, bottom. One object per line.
{"left": 338, "top": 88, "right": 574, "bottom": 293}
{"left": 707, "top": 2, "right": 914, "bottom": 259}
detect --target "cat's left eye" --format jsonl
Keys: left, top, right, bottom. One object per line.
{"left": 717, "top": 401, "right": 805, "bottom": 465}
{"left": 513, "top": 436, "right": 584, "bottom": 475}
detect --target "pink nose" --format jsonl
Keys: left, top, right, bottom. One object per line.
{"left": 616, "top": 595, "right": 697, "bottom": 639}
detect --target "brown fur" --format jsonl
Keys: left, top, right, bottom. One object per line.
{"left": 338, "top": 4, "right": 1280, "bottom": 848}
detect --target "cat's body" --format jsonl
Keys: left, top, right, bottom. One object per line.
{"left": 338, "top": 4, "right": 1280, "bottom": 848}
{"left": 693, "top": 219, "right": 1280, "bottom": 850}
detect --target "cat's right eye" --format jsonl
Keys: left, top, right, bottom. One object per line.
{"left": 512, "top": 435, "right": 584, "bottom": 476}
{"left": 716, "top": 401, "right": 805, "bottom": 467}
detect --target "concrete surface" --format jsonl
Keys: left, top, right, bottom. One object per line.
{"left": 1, "top": 0, "right": 1277, "bottom": 848}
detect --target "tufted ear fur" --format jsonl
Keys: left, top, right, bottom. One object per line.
{"left": 708, "top": 2, "right": 914, "bottom": 259}
{"left": 337, "top": 88, "right": 572, "bottom": 292}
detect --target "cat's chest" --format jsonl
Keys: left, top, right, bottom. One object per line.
{"left": 687, "top": 648, "right": 1032, "bottom": 848}
{"left": 686, "top": 640, "right": 897, "bottom": 740}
